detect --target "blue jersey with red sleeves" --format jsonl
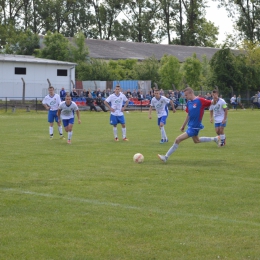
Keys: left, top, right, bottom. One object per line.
{"left": 185, "top": 97, "right": 211, "bottom": 129}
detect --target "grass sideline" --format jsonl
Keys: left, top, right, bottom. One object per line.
{"left": 0, "top": 109, "right": 260, "bottom": 260}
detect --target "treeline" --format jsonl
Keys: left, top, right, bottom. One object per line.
{"left": 1, "top": 0, "right": 260, "bottom": 49}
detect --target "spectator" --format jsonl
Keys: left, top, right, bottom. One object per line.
{"left": 86, "top": 93, "right": 98, "bottom": 112}
{"left": 96, "top": 94, "right": 107, "bottom": 112}
{"left": 132, "top": 89, "right": 138, "bottom": 98}
{"left": 60, "top": 87, "right": 66, "bottom": 101}
{"left": 138, "top": 90, "right": 144, "bottom": 100}
{"left": 70, "top": 88, "right": 78, "bottom": 98}
{"left": 251, "top": 94, "right": 260, "bottom": 108}
{"left": 237, "top": 95, "right": 245, "bottom": 110}
{"left": 81, "top": 89, "right": 88, "bottom": 98}
{"left": 126, "top": 89, "right": 132, "bottom": 98}
{"left": 230, "top": 95, "right": 237, "bottom": 109}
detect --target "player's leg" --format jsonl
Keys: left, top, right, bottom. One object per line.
{"left": 158, "top": 132, "right": 189, "bottom": 162}
{"left": 66, "top": 118, "right": 75, "bottom": 144}
{"left": 159, "top": 116, "right": 168, "bottom": 143}
{"left": 110, "top": 115, "right": 119, "bottom": 141}
{"left": 48, "top": 110, "right": 55, "bottom": 138}
{"left": 54, "top": 112, "right": 64, "bottom": 138}
{"left": 119, "top": 116, "right": 128, "bottom": 141}
{"left": 219, "top": 122, "right": 226, "bottom": 146}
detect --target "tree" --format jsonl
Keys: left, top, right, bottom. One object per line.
{"left": 216, "top": 0, "right": 260, "bottom": 43}
{"left": 209, "top": 47, "right": 242, "bottom": 96}
{"left": 70, "top": 31, "right": 89, "bottom": 62}
{"left": 133, "top": 56, "right": 160, "bottom": 86}
{"left": 4, "top": 29, "right": 39, "bottom": 55}
{"left": 158, "top": 54, "right": 182, "bottom": 89}
{"left": 37, "top": 31, "right": 70, "bottom": 61}
{"left": 182, "top": 53, "right": 202, "bottom": 89}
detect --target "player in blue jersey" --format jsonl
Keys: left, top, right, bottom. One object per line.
{"left": 42, "top": 86, "right": 64, "bottom": 139}
{"left": 104, "top": 85, "right": 129, "bottom": 141}
{"left": 158, "top": 87, "right": 221, "bottom": 162}
{"left": 149, "top": 89, "right": 176, "bottom": 143}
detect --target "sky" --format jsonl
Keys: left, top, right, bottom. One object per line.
{"left": 205, "top": 2, "right": 234, "bottom": 44}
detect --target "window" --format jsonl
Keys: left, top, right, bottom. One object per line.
{"left": 15, "top": 67, "right": 26, "bottom": 75}
{"left": 57, "top": 69, "right": 67, "bottom": 76}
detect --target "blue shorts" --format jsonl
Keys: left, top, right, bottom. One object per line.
{"left": 157, "top": 116, "right": 167, "bottom": 126}
{"left": 110, "top": 115, "right": 125, "bottom": 125}
{"left": 48, "top": 110, "right": 58, "bottom": 123}
{"left": 62, "top": 118, "right": 74, "bottom": 127}
{"left": 186, "top": 128, "right": 200, "bottom": 137}
{"left": 215, "top": 122, "right": 227, "bottom": 128}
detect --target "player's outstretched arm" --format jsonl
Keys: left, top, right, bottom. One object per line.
{"left": 76, "top": 110, "right": 81, "bottom": 124}
{"left": 170, "top": 100, "right": 176, "bottom": 113}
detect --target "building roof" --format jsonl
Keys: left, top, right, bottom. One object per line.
{"left": 84, "top": 39, "right": 225, "bottom": 62}
{"left": 0, "top": 54, "right": 77, "bottom": 66}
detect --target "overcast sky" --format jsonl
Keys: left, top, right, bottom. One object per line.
{"left": 205, "top": 2, "right": 234, "bottom": 43}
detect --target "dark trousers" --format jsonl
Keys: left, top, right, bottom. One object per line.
{"left": 99, "top": 105, "right": 107, "bottom": 112}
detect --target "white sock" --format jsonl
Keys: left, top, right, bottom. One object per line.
{"left": 49, "top": 126, "right": 53, "bottom": 135}
{"left": 58, "top": 126, "right": 63, "bottom": 135}
{"left": 220, "top": 134, "right": 225, "bottom": 141}
{"left": 113, "top": 127, "right": 117, "bottom": 138}
{"left": 160, "top": 126, "right": 166, "bottom": 139}
{"left": 122, "top": 127, "right": 126, "bottom": 138}
{"left": 68, "top": 131, "right": 73, "bottom": 140}
{"left": 199, "top": 137, "right": 215, "bottom": 142}
{"left": 166, "top": 143, "right": 179, "bottom": 157}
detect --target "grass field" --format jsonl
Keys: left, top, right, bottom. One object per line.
{"left": 0, "top": 108, "right": 259, "bottom": 260}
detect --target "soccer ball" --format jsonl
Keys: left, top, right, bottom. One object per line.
{"left": 133, "top": 153, "right": 144, "bottom": 163}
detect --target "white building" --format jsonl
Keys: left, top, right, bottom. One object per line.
{"left": 0, "top": 54, "right": 77, "bottom": 99}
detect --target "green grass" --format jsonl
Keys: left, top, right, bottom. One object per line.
{"left": 0, "top": 109, "right": 259, "bottom": 260}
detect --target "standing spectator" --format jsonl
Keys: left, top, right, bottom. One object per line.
{"left": 157, "top": 87, "right": 221, "bottom": 163}
{"left": 96, "top": 94, "right": 107, "bottom": 112}
{"left": 86, "top": 93, "right": 98, "bottom": 112}
{"left": 60, "top": 87, "right": 66, "bottom": 101}
{"left": 42, "top": 86, "right": 64, "bottom": 139}
{"left": 237, "top": 95, "right": 245, "bottom": 110}
{"left": 230, "top": 95, "right": 237, "bottom": 109}
{"left": 57, "top": 95, "right": 81, "bottom": 144}
{"left": 209, "top": 89, "right": 228, "bottom": 146}
{"left": 104, "top": 85, "right": 129, "bottom": 141}
{"left": 149, "top": 89, "right": 176, "bottom": 143}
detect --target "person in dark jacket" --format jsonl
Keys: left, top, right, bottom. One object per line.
{"left": 86, "top": 93, "right": 98, "bottom": 111}
{"left": 96, "top": 94, "right": 107, "bottom": 112}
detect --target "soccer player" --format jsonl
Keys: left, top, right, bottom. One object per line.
{"left": 104, "top": 85, "right": 129, "bottom": 141}
{"left": 42, "top": 86, "right": 64, "bottom": 139}
{"left": 209, "top": 89, "right": 228, "bottom": 146}
{"left": 158, "top": 87, "right": 221, "bottom": 162}
{"left": 149, "top": 89, "right": 176, "bottom": 143}
{"left": 57, "top": 95, "right": 81, "bottom": 144}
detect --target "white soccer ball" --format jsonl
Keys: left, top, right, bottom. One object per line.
{"left": 133, "top": 153, "right": 144, "bottom": 163}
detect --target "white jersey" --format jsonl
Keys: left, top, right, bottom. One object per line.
{"left": 58, "top": 101, "right": 79, "bottom": 119}
{"left": 42, "top": 94, "right": 61, "bottom": 110}
{"left": 150, "top": 96, "right": 170, "bottom": 118}
{"left": 209, "top": 98, "right": 227, "bottom": 123}
{"left": 105, "top": 92, "right": 128, "bottom": 116}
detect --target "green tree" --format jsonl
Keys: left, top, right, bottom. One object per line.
{"left": 182, "top": 53, "right": 202, "bottom": 89}
{"left": 4, "top": 29, "right": 39, "bottom": 55}
{"left": 158, "top": 54, "right": 182, "bottom": 89}
{"left": 133, "top": 56, "right": 160, "bottom": 86}
{"left": 209, "top": 47, "right": 242, "bottom": 96}
{"left": 37, "top": 31, "right": 70, "bottom": 61}
{"left": 70, "top": 32, "right": 89, "bottom": 62}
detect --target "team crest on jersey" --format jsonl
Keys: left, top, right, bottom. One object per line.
{"left": 193, "top": 103, "right": 197, "bottom": 108}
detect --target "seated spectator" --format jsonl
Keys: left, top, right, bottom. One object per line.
{"left": 96, "top": 94, "right": 107, "bottom": 112}
{"left": 230, "top": 95, "right": 237, "bottom": 109}
{"left": 132, "top": 89, "right": 138, "bottom": 98}
{"left": 92, "top": 90, "right": 97, "bottom": 99}
{"left": 70, "top": 88, "right": 78, "bottom": 98}
{"left": 138, "top": 90, "right": 144, "bottom": 100}
{"left": 237, "top": 95, "right": 245, "bottom": 110}
{"left": 81, "top": 89, "right": 88, "bottom": 98}
{"left": 86, "top": 94, "right": 98, "bottom": 111}
{"left": 60, "top": 87, "right": 66, "bottom": 101}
